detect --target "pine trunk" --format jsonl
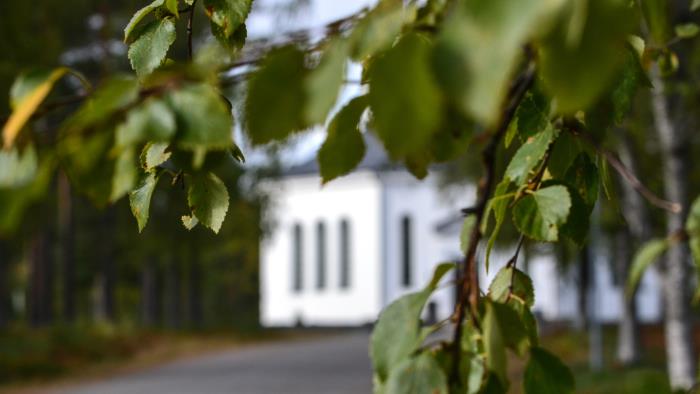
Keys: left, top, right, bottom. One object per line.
{"left": 187, "top": 260, "right": 203, "bottom": 329}
{"left": 100, "top": 210, "right": 116, "bottom": 322}
{"left": 27, "top": 231, "right": 53, "bottom": 327}
{"left": 141, "top": 259, "right": 159, "bottom": 327}
{"left": 57, "top": 172, "right": 76, "bottom": 322}
{"left": 0, "top": 240, "right": 11, "bottom": 328}
{"left": 165, "top": 259, "right": 182, "bottom": 329}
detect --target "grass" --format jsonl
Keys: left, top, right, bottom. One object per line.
{"left": 512, "top": 323, "right": 683, "bottom": 394}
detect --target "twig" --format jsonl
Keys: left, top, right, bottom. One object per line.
{"left": 187, "top": 0, "right": 197, "bottom": 61}
{"left": 216, "top": 10, "right": 364, "bottom": 73}
{"left": 505, "top": 235, "right": 526, "bottom": 302}
{"left": 506, "top": 235, "right": 526, "bottom": 269}
{"left": 566, "top": 125, "right": 681, "bottom": 213}
{"left": 0, "top": 93, "right": 88, "bottom": 125}
{"left": 449, "top": 60, "right": 537, "bottom": 385}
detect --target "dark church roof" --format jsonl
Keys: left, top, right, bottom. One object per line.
{"left": 284, "top": 132, "right": 396, "bottom": 176}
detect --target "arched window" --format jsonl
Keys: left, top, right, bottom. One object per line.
{"left": 292, "top": 223, "right": 303, "bottom": 292}
{"left": 401, "top": 215, "right": 412, "bottom": 287}
{"left": 316, "top": 221, "right": 327, "bottom": 290}
{"left": 339, "top": 219, "right": 351, "bottom": 289}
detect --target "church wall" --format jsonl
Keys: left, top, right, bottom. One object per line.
{"left": 379, "top": 171, "right": 476, "bottom": 323}
{"left": 260, "top": 171, "right": 383, "bottom": 326}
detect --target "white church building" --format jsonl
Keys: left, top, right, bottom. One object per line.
{"left": 259, "top": 134, "right": 663, "bottom": 327}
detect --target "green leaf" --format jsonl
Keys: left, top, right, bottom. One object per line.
{"left": 504, "top": 124, "right": 558, "bottom": 185}
{"left": 404, "top": 150, "right": 431, "bottom": 180}
{"left": 115, "top": 98, "right": 176, "bottom": 149}
{"left": 203, "top": 0, "right": 253, "bottom": 38}
{"left": 317, "top": 96, "right": 368, "bottom": 184}
{"left": 524, "top": 347, "right": 575, "bottom": 394}
{"left": 0, "top": 145, "right": 37, "bottom": 188}
{"left": 350, "top": 3, "right": 414, "bottom": 60}
{"left": 370, "top": 263, "right": 454, "bottom": 382}
{"left": 460, "top": 215, "right": 476, "bottom": 254}
{"left": 512, "top": 185, "right": 571, "bottom": 242}
{"left": 168, "top": 83, "right": 233, "bottom": 149}
{"left": 515, "top": 89, "right": 551, "bottom": 141}
{"left": 210, "top": 22, "right": 248, "bottom": 53}
{"left": 124, "top": 0, "right": 165, "bottom": 42}
{"left": 429, "top": 109, "right": 473, "bottom": 162}
{"left": 588, "top": 47, "right": 652, "bottom": 135}
{"left": 432, "top": 0, "right": 561, "bottom": 125}
{"left": 244, "top": 45, "right": 308, "bottom": 145}
{"left": 483, "top": 301, "right": 508, "bottom": 387}
{"left": 489, "top": 266, "right": 535, "bottom": 308}
{"left": 484, "top": 179, "right": 514, "bottom": 271}
{"left": 547, "top": 130, "right": 584, "bottom": 179}
{"left": 187, "top": 172, "right": 229, "bottom": 233}
{"left": 491, "top": 301, "right": 531, "bottom": 357}
{"left": 384, "top": 353, "right": 448, "bottom": 394}
{"left": 9, "top": 68, "right": 71, "bottom": 110}
{"left": 693, "top": 0, "right": 700, "bottom": 12}
{"left": 61, "top": 130, "right": 115, "bottom": 206}
{"left": 3, "top": 68, "right": 68, "bottom": 147}
{"left": 128, "top": 17, "right": 177, "bottom": 78}
{"left": 465, "top": 356, "right": 486, "bottom": 394}
{"left": 64, "top": 75, "right": 140, "bottom": 132}
{"left": 559, "top": 184, "right": 591, "bottom": 246}
{"left": 181, "top": 214, "right": 199, "bottom": 230}
{"left": 539, "top": 0, "right": 634, "bottom": 113}
{"left": 129, "top": 171, "right": 160, "bottom": 232}
{"left": 111, "top": 146, "right": 139, "bottom": 202}
{"left": 304, "top": 39, "right": 348, "bottom": 125}
{"left": 0, "top": 155, "right": 55, "bottom": 235}
{"left": 675, "top": 23, "right": 700, "bottom": 38}
{"left": 164, "top": 0, "right": 179, "bottom": 16}
{"left": 368, "top": 33, "right": 442, "bottom": 160}
{"left": 687, "top": 196, "right": 700, "bottom": 266}
{"left": 141, "top": 142, "right": 171, "bottom": 171}
{"left": 626, "top": 238, "right": 669, "bottom": 297}
{"left": 563, "top": 153, "right": 599, "bottom": 208}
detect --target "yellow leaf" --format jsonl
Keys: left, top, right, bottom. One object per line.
{"left": 2, "top": 68, "right": 68, "bottom": 148}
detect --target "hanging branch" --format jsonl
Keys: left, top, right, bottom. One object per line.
{"left": 449, "top": 60, "right": 536, "bottom": 385}
{"left": 566, "top": 124, "right": 681, "bottom": 213}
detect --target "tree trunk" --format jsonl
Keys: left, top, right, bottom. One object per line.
{"left": 165, "top": 259, "right": 182, "bottom": 329}
{"left": 615, "top": 135, "right": 648, "bottom": 365}
{"left": 615, "top": 228, "right": 640, "bottom": 365}
{"left": 141, "top": 259, "right": 158, "bottom": 327}
{"left": 0, "top": 240, "right": 11, "bottom": 328}
{"left": 577, "top": 245, "right": 590, "bottom": 330}
{"left": 186, "top": 259, "right": 203, "bottom": 329}
{"left": 650, "top": 68, "right": 696, "bottom": 389}
{"left": 57, "top": 172, "right": 76, "bottom": 322}
{"left": 99, "top": 210, "right": 116, "bottom": 322}
{"left": 27, "top": 231, "right": 53, "bottom": 327}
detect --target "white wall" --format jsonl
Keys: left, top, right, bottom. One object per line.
{"left": 260, "top": 171, "right": 383, "bottom": 326}
{"left": 380, "top": 171, "right": 476, "bottom": 322}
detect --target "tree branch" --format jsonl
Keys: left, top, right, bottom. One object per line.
{"left": 566, "top": 125, "right": 681, "bottom": 213}
{"left": 187, "top": 0, "right": 198, "bottom": 61}
{"left": 449, "top": 61, "right": 536, "bottom": 385}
